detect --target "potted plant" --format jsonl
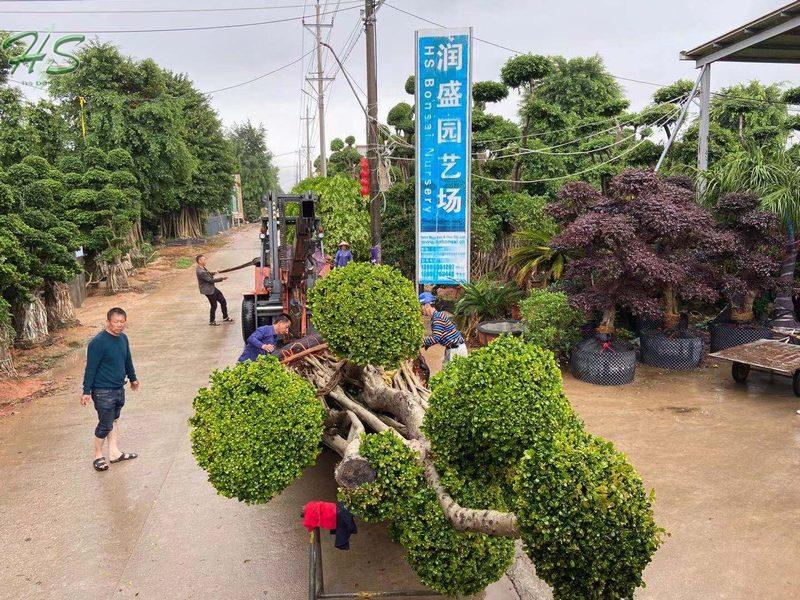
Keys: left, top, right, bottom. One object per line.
{"left": 549, "top": 172, "right": 671, "bottom": 385}
{"left": 709, "top": 192, "right": 781, "bottom": 351}
{"left": 519, "top": 289, "right": 582, "bottom": 362}
{"left": 627, "top": 176, "right": 722, "bottom": 369}
{"left": 453, "top": 278, "right": 523, "bottom": 345}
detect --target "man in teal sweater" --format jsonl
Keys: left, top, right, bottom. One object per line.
{"left": 81, "top": 307, "right": 140, "bottom": 471}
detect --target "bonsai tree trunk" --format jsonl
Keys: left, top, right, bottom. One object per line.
{"left": 296, "top": 353, "right": 549, "bottom": 599}
{"left": 596, "top": 307, "right": 616, "bottom": 334}
{"left": 14, "top": 293, "right": 49, "bottom": 347}
{"left": 45, "top": 281, "right": 77, "bottom": 329}
{"left": 663, "top": 288, "right": 680, "bottom": 330}
{"left": 511, "top": 85, "right": 534, "bottom": 192}
{"left": 731, "top": 290, "right": 757, "bottom": 323}
{"left": 771, "top": 220, "right": 800, "bottom": 331}
{"left": 103, "top": 258, "right": 130, "bottom": 294}
{"left": 0, "top": 320, "right": 16, "bottom": 378}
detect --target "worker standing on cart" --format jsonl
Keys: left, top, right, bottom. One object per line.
{"left": 238, "top": 315, "right": 293, "bottom": 362}
{"left": 333, "top": 241, "right": 353, "bottom": 268}
{"left": 195, "top": 254, "right": 234, "bottom": 326}
{"left": 419, "top": 292, "right": 468, "bottom": 364}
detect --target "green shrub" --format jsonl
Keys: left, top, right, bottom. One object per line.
{"left": 292, "top": 175, "right": 370, "bottom": 260}
{"left": 342, "top": 431, "right": 514, "bottom": 596}
{"left": 424, "top": 335, "right": 580, "bottom": 485}
{"left": 519, "top": 289, "right": 582, "bottom": 358}
{"left": 515, "top": 430, "right": 664, "bottom": 600}
{"left": 189, "top": 355, "right": 324, "bottom": 504}
{"left": 309, "top": 262, "right": 423, "bottom": 367}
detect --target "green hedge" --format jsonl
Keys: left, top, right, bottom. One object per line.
{"left": 519, "top": 289, "right": 583, "bottom": 359}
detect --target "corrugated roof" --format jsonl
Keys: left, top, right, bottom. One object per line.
{"left": 681, "top": 1, "right": 800, "bottom": 65}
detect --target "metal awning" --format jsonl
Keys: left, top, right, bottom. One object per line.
{"left": 681, "top": 1, "right": 800, "bottom": 67}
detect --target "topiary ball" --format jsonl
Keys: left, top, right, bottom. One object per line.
{"left": 309, "top": 262, "right": 424, "bottom": 368}
{"left": 424, "top": 335, "right": 581, "bottom": 482}
{"left": 189, "top": 355, "right": 325, "bottom": 504}
{"left": 514, "top": 430, "right": 664, "bottom": 600}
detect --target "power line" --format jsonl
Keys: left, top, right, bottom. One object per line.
{"left": 0, "top": 0, "right": 363, "bottom": 13}
{"left": 206, "top": 48, "right": 316, "bottom": 94}
{"left": 10, "top": 4, "right": 360, "bottom": 34}
{"left": 473, "top": 105, "right": 681, "bottom": 184}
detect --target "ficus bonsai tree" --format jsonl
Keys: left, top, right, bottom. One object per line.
{"left": 0, "top": 155, "right": 81, "bottom": 345}
{"left": 62, "top": 146, "right": 141, "bottom": 293}
{"left": 192, "top": 265, "right": 663, "bottom": 599}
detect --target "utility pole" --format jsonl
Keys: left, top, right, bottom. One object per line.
{"left": 304, "top": 2, "right": 330, "bottom": 177}
{"left": 301, "top": 107, "right": 313, "bottom": 178}
{"left": 365, "top": 0, "right": 381, "bottom": 255}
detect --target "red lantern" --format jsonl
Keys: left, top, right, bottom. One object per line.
{"left": 359, "top": 156, "right": 370, "bottom": 197}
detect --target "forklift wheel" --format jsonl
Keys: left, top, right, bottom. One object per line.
{"left": 731, "top": 362, "right": 750, "bottom": 384}
{"left": 241, "top": 297, "right": 257, "bottom": 342}
{"left": 793, "top": 370, "right": 800, "bottom": 397}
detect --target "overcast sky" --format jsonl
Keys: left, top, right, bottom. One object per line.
{"left": 3, "top": 0, "right": 799, "bottom": 189}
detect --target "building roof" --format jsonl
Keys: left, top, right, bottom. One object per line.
{"left": 681, "top": 1, "right": 800, "bottom": 66}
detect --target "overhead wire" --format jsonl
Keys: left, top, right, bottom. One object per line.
{"left": 11, "top": 3, "right": 361, "bottom": 34}
{"left": 0, "top": 0, "right": 364, "bottom": 14}
{"left": 473, "top": 103, "right": 685, "bottom": 184}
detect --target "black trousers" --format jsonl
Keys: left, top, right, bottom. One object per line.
{"left": 205, "top": 289, "right": 228, "bottom": 322}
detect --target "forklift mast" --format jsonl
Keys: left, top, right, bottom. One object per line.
{"left": 241, "top": 192, "right": 324, "bottom": 341}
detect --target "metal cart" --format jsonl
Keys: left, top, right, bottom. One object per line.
{"left": 709, "top": 338, "right": 800, "bottom": 396}
{"left": 307, "top": 528, "right": 441, "bottom": 600}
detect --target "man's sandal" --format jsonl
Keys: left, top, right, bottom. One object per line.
{"left": 110, "top": 452, "right": 138, "bottom": 463}
{"left": 223, "top": 318, "right": 235, "bottom": 323}
{"left": 93, "top": 457, "right": 109, "bottom": 471}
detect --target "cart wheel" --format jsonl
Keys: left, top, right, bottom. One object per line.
{"left": 793, "top": 371, "right": 800, "bottom": 397}
{"left": 732, "top": 362, "right": 750, "bottom": 384}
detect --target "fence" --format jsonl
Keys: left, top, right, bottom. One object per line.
{"left": 204, "top": 212, "right": 232, "bottom": 237}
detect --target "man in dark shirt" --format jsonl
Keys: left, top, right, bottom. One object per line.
{"left": 238, "top": 315, "right": 292, "bottom": 362}
{"left": 81, "top": 307, "right": 140, "bottom": 472}
{"left": 195, "top": 254, "right": 234, "bottom": 326}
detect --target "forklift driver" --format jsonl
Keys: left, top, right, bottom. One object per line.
{"left": 238, "top": 315, "right": 293, "bottom": 363}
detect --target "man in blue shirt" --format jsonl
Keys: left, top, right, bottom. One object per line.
{"left": 81, "top": 307, "right": 140, "bottom": 472}
{"left": 238, "top": 315, "right": 293, "bottom": 362}
{"left": 333, "top": 241, "right": 353, "bottom": 268}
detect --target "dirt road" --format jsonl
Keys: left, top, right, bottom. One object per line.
{"left": 1, "top": 226, "right": 798, "bottom": 599}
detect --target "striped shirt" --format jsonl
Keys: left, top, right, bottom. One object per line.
{"left": 424, "top": 311, "right": 465, "bottom": 350}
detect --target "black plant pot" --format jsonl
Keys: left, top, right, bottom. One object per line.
{"left": 709, "top": 322, "right": 772, "bottom": 352}
{"left": 640, "top": 332, "right": 703, "bottom": 370}
{"left": 570, "top": 336, "right": 636, "bottom": 386}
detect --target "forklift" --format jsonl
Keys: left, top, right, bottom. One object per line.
{"left": 240, "top": 191, "right": 328, "bottom": 342}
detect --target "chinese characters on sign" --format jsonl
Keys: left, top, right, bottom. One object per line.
{"left": 415, "top": 28, "right": 472, "bottom": 285}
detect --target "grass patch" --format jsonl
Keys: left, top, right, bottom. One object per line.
{"left": 176, "top": 257, "right": 194, "bottom": 269}
{"left": 68, "top": 341, "right": 82, "bottom": 348}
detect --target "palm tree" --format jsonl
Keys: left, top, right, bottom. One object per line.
{"left": 507, "top": 228, "right": 568, "bottom": 288}
{"left": 704, "top": 144, "right": 800, "bottom": 331}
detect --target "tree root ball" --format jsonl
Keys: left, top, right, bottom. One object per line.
{"left": 189, "top": 355, "right": 325, "bottom": 504}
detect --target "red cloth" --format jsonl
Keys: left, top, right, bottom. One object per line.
{"left": 303, "top": 501, "right": 337, "bottom": 531}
